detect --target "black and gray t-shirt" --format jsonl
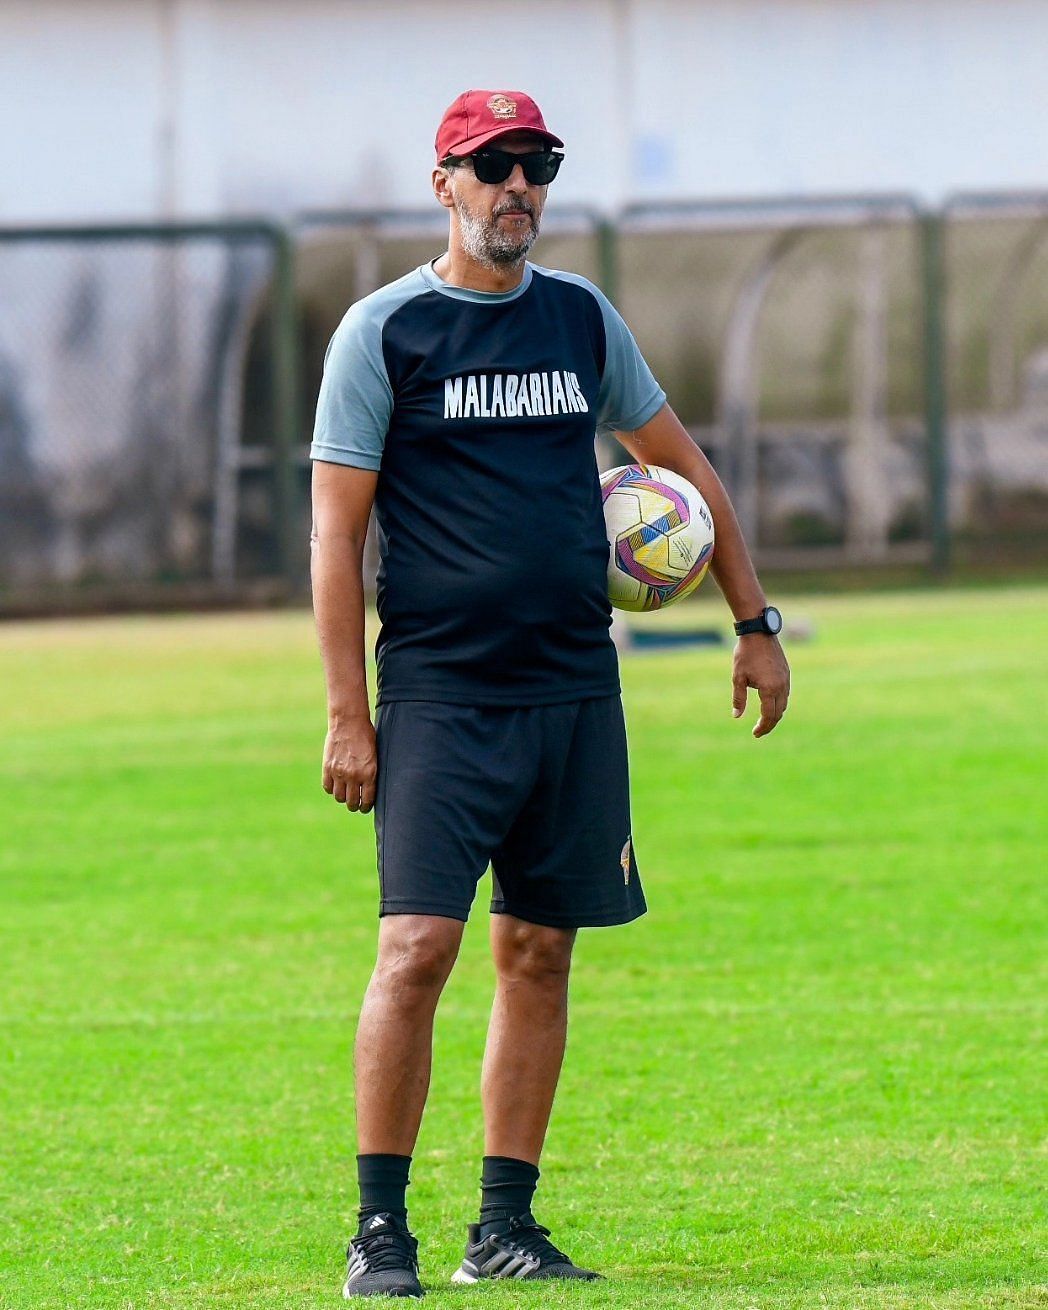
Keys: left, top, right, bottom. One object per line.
{"left": 311, "top": 260, "right": 665, "bottom": 706}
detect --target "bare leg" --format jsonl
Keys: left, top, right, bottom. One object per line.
{"left": 482, "top": 915, "right": 576, "bottom": 1164}
{"left": 355, "top": 914, "right": 464, "bottom": 1154}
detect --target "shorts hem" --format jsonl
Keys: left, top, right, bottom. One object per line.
{"left": 489, "top": 898, "right": 647, "bottom": 929}
{"left": 379, "top": 898, "right": 470, "bottom": 922}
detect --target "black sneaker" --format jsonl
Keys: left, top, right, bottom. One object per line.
{"left": 451, "top": 1212, "right": 600, "bottom": 1283}
{"left": 342, "top": 1213, "right": 423, "bottom": 1299}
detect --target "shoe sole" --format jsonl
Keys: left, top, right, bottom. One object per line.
{"left": 450, "top": 1266, "right": 478, "bottom": 1285}
{"left": 343, "top": 1282, "right": 424, "bottom": 1299}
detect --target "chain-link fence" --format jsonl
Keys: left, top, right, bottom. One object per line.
{"left": 612, "top": 196, "right": 938, "bottom": 569}
{"left": 942, "top": 192, "right": 1048, "bottom": 557}
{"left": 3, "top": 197, "right": 1047, "bottom": 613}
{"left": 0, "top": 222, "right": 296, "bottom": 611}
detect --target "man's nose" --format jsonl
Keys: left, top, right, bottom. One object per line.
{"left": 504, "top": 163, "right": 528, "bottom": 195}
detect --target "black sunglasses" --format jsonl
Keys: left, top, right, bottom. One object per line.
{"left": 443, "top": 146, "right": 563, "bottom": 186}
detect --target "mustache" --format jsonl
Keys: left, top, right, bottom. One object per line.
{"left": 493, "top": 201, "right": 535, "bottom": 218}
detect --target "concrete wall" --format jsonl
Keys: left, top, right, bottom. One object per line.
{"left": 2, "top": 0, "right": 1046, "bottom": 223}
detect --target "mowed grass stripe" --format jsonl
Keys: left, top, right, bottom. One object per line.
{"left": 1, "top": 587, "right": 1045, "bottom": 1308}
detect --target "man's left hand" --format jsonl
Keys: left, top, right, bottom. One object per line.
{"left": 731, "top": 636, "right": 791, "bottom": 738}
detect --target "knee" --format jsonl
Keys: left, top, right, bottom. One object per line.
{"left": 496, "top": 923, "right": 575, "bottom": 993}
{"left": 373, "top": 920, "right": 461, "bottom": 999}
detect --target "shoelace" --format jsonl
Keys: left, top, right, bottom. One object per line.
{"left": 348, "top": 1225, "right": 418, "bottom": 1273}
{"left": 498, "top": 1215, "right": 569, "bottom": 1267}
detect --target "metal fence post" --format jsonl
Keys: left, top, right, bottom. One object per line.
{"left": 921, "top": 212, "right": 950, "bottom": 576}
{"left": 269, "top": 225, "right": 301, "bottom": 589}
{"left": 597, "top": 218, "right": 619, "bottom": 305}
{"left": 718, "top": 229, "right": 804, "bottom": 549}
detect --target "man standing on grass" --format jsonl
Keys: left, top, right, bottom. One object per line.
{"left": 310, "top": 89, "right": 790, "bottom": 1298}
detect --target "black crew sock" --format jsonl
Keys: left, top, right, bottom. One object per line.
{"left": 357, "top": 1153, "right": 411, "bottom": 1231}
{"left": 478, "top": 1155, "right": 540, "bottom": 1238}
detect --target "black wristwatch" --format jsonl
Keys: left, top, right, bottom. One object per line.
{"left": 734, "top": 605, "right": 783, "bottom": 637}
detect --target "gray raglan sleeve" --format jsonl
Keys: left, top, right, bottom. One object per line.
{"left": 589, "top": 283, "right": 666, "bottom": 434}
{"left": 310, "top": 302, "right": 392, "bottom": 470}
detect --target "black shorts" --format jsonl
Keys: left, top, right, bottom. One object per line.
{"left": 373, "top": 695, "right": 646, "bottom": 929}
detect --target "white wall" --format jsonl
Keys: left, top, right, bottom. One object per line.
{"left": 3, "top": 1, "right": 170, "bottom": 219}
{"left": 626, "top": 0, "right": 1048, "bottom": 199}
{"left": 1, "top": 0, "right": 1047, "bottom": 223}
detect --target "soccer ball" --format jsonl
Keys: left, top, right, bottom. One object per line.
{"left": 600, "top": 464, "right": 715, "bottom": 611}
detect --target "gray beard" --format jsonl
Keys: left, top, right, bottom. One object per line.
{"left": 456, "top": 197, "right": 540, "bottom": 268}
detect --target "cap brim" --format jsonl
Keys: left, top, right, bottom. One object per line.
{"left": 444, "top": 123, "right": 564, "bottom": 158}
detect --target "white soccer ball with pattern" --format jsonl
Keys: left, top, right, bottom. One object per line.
{"left": 600, "top": 464, "right": 715, "bottom": 611}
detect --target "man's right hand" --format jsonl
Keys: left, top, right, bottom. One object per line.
{"left": 322, "top": 714, "right": 378, "bottom": 813}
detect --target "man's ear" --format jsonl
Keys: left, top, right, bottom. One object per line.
{"left": 432, "top": 167, "right": 455, "bottom": 210}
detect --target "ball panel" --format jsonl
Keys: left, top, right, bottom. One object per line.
{"left": 616, "top": 527, "right": 676, "bottom": 590}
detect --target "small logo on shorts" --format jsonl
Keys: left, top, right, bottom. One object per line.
{"left": 619, "top": 837, "right": 632, "bottom": 885}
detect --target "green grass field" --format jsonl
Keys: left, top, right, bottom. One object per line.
{"left": 1, "top": 587, "right": 1045, "bottom": 1309}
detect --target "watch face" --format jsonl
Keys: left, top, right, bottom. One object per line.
{"left": 765, "top": 606, "right": 783, "bottom": 635}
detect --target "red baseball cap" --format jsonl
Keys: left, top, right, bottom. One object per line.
{"left": 435, "top": 89, "right": 563, "bottom": 161}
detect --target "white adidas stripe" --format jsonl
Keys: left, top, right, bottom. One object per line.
{"left": 345, "top": 1252, "right": 369, "bottom": 1279}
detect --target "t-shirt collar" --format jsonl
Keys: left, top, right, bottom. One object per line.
{"left": 420, "top": 259, "right": 532, "bottom": 303}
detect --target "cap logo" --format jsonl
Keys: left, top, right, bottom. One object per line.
{"left": 487, "top": 94, "right": 517, "bottom": 120}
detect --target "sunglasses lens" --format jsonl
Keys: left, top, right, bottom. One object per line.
{"left": 470, "top": 149, "right": 562, "bottom": 185}
{"left": 471, "top": 152, "right": 514, "bottom": 184}
{"left": 523, "top": 153, "right": 562, "bottom": 185}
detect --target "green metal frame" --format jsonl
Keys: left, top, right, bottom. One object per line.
{"left": 2, "top": 196, "right": 970, "bottom": 595}
{"left": 612, "top": 195, "right": 950, "bottom": 574}
{"left": 940, "top": 190, "right": 1048, "bottom": 567}
{"left": 921, "top": 214, "right": 950, "bottom": 576}
{"left": 267, "top": 229, "right": 301, "bottom": 586}
{"left": 0, "top": 219, "right": 302, "bottom": 589}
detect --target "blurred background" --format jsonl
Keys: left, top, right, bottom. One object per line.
{"left": 3, "top": 0, "right": 1048, "bottom": 610}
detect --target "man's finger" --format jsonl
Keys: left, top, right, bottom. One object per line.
{"left": 753, "top": 689, "right": 784, "bottom": 738}
{"left": 359, "top": 778, "right": 377, "bottom": 814}
{"left": 332, "top": 777, "right": 348, "bottom": 804}
{"left": 731, "top": 673, "right": 748, "bottom": 719}
{"left": 345, "top": 781, "right": 362, "bottom": 812}
{"left": 322, "top": 765, "right": 335, "bottom": 794}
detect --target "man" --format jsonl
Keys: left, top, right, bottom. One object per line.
{"left": 310, "top": 89, "right": 791, "bottom": 1299}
